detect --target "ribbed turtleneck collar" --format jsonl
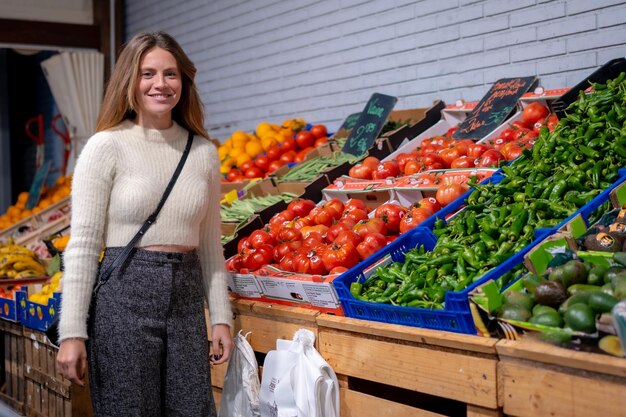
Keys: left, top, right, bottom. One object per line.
{"left": 119, "top": 119, "right": 186, "bottom": 143}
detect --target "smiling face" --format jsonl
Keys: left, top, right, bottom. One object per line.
{"left": 133, "top": 47, "right": 182, "bottom": 129}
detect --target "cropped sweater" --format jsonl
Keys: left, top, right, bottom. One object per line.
{"left": 58, "top": 120, "right": 233, "bottom": 341}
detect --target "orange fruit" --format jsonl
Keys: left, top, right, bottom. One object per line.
{"left": 17, "top": 192, "right": 29, "bottom": 204}
{"left": 245, "top": 141, "right": 263, "bottom": 158}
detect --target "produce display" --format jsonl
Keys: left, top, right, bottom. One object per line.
{"left": 0, "top": 175, "right": 72, "bottom": 232}
{"left": 277, "top": 152, "right": 359, "bottom": 182}
{"left": 219, "top": 118, "right": 330, "bottom": 181}
{"left": 0, "top": 241, "right": 48, "bottom": 301}
{"left": 220, "top": 192, "right": 299, "bottom": 224}
{"left": 349, "top": 72, "right": 626, "bottom": 310}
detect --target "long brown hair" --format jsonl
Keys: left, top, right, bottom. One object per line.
{"left": 96, "top": 31, "right": 208, "bottom": 139}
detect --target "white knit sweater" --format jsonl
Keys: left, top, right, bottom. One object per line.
{"left": 58, "top": 120, "right": 233, "bottom": 341}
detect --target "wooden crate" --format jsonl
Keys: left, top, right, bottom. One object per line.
{"left": 497, "top": 337, "right": 626, "bottom": 417}
{"left": 22, "top": 328, "right": 93, "bottom": 417}
{"left": 0, "top": 320, "right": 25, "bottom": 414}
{"left": 317, "top": 315, "right": 501, "bottom": 417}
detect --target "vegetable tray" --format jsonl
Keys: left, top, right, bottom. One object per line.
{"left": 332, "top": 227, "right": 551, "bottom": 334}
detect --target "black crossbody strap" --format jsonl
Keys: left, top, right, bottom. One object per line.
{"left": 97, "top": 131, "right": 194, "bottom": 286}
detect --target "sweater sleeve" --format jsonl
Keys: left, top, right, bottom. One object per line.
{"left": 58, "top": 135, "right": 116, "bottom": 341}
{"left": 197, "top": 143, "right": 233, "bottom": 328}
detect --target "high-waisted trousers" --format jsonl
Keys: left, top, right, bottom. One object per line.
{"left": 87, "top": 247, "right": 216, "bottom": 417}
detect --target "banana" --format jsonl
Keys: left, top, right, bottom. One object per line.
{"left": 0, "top": 254, "right": 43, "bottom": 270}
{"left": 12, "top": 260, "right": 46, "bottom": 274}
{"left": 0, "top": 245, "right": 37, "bottom": 257}
{"left": 15, "top": 269, "right": 43, "bottom": 278}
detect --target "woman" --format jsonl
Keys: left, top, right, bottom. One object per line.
{"left": 56, "top": 31, "right": 233, "bottom": 416}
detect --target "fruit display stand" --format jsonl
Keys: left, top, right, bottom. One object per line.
{"left": 317, "top": 314, "right": 500, "bottom": 417}
{"left": 496, "top": 336, "right": 626, "bottom": 417}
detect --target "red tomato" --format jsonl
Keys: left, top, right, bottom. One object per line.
{"left": 277, "top": 227, "right": 302, "bottom": 244}
{"left": 342, "top": 208, "right": 369, "bottom": 224}
{"left": 302, "top": 232, "right": 326, "bottom": 249}
{"left": 242, "top": 244, "right": 274, "bottom": 271}
{"left": 292, "top": 248, "right": 328, "bottom": 275}
{"left": 413, "top": 197, "right": 441, "bottom": 215}
{"left": 404, "top": 160, "right": 424, "bottom": 175}
{"left": 273, "top": 241, "right": 301, "bottom": 263}
{"left": 293, "top": 215, "right": 314, "bottom": 230}
{"left": 500, "top": 128, "right": 517, "bottom": 142}
{"left": 300, "top": 224, "right": 329, "bottom": 239}
{"left": 266, "top": 145, "right": 281, "bottom": 161}
{"left": 237, "top": 237, "right": 251, "bottom": 253}
{"left": 248, "top": 229, "right": 276, "bottom": 249}
{"left": 279, "top": 151, "right": 296, "bottom": 164}
{"left": 349, "top": 164, "right": 373, "bottom": 180}
{"left": 310, "top": 124, "right": 328, "bottom": 139}
{"left": 344, "top": 198, "right": 368, "bottom": 213}
{"left": 314, "top": 207, "right": 342, "bottom": 227}
{"left": 333, "top": 230, "right": 363, "bottom": 247}
{"left": 435, "top": 183, "right": 467, "bottom": 206}
{"left": 450, "top": 156, "right": 475, "bottom": 168}
{"left": 287, "top": 198, "right": 316, "bottom": 217}
{"left": 295, "top": 131, "right": 315, "bottom": 149}
{"left": 244, "top": 166, "right": 264, "bottom": 178}
{"left": 522, "top": 102, "right": 550, "bottom": 127}
{"left": 254, "top": 155, "right": 270, "bottom": 172}
{"left": 399, "top": 212, "right": 421, "bottom": 234}
{"left": 294, "top": 148, "right": 313, "bottom": 163}
{"left": 225, "top": 254, "right": 244, "bottom": 272}
{"left": 326, "top": 221, "right": 354, "bottom": 243}
{"left": 226, "top": 168, "right": 243, "bottom": 182}
{"left": 446, "top": 127, "right": 458, "bottom": 137}
{"left": 281, "top": 138, "right": 297, "bottom": 153}
{"left": 395, "top": 153, "right": 416, "bottom": 172}
{"left": 267, "top": 160, "right": 284, "bottom": 173}
{"left": 511, "top": 120, "right": 530, "bottom": 131}
{"left": 324, "top": 198, "right": 345, "bottom": 215}
{"left": 353, "top": 217, "right": 388, "bottom": 238}
{"left": 240, "top": 160, "right": 255, "bottom": 173}
{"left": 361, "top": 156, "right": 381, "bottom": 171}
{"left": 279, "top": 251, "right": 297, "bottom": 271}
{"left": 329, "top": 266, "right": 349, "bottom": 275}
{"left": 356, "top": 232, "right": 387, "bottom": 260}
{"left": 439, "top": 147, "right": 462, "bottom": 168}
{"left": 452, "top": 139, "right": 473, "bottom": 156}
{"left": 372, "top": 161, "right": 400, "bottom": 179}
{"left": 322, "top": 243, "right": 360, "bottom": 271}
{"left": 502, "top": 144, "right": 524, "bottom": 160}
{"left": 422, "top": 153, "right": 444, "bottom": 166}
{"left": 314, "top": 137, "right": 328, "bottom": 147}
{"left": 547, "top": 114, "right": 559, "bottom": 131}
{"left": 474, "top": 149, "right": 505, "bottom": 168}
{"left": 466, "top": 143, "right": 490, "bottom": 159}
{"left": 374, "top": 203, "right": 408, "bottom": 233}
{"left": 386, "top": 235, "right": 398, "bottom": 244}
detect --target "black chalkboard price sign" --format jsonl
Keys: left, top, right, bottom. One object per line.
{"left": 338, "top": 112, "right": 361, "bottom": 132}
{"left": 341, "top": 93, "right": 398, "bottom": 156}
{"left": 453, "top": 76, "right": 537, "bottom": 140}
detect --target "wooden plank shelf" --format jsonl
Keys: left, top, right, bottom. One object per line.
{"left": 316, "top": 315, "right": 501, "bottom": 417}
{"left": 496, "top": 336, "right": 626, "bottom": 417}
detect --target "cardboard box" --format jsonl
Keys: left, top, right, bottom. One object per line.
{"left": 381, "top": 100, "right": 446, "bottom": 150}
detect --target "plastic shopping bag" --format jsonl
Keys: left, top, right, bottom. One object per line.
{"left": 259, "top": 329, "right": 340, "bottom": 417}
{"left": 218, "top": 331, "right": 261, "bottom": 417}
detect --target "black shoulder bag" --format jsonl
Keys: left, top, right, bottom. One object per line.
{"left": 45, "top": 131, "right": 194, "bottom": 348}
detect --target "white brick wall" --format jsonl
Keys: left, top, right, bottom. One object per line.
{"left": 125, "top": 0, "right": 626, "bottom": 140}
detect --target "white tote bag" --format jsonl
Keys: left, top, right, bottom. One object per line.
{"left": 218, "top": 331, "right": 261, "bottom": 417}
{"left": 259, "top": 329, "right": 340, "bottom": 417}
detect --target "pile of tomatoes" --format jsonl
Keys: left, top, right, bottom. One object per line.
{"left": 347, "top": 102, "right": 558, "bottom": 182}
{"left": 486, "top": 102, "right": 558, "bottom": 160}
{"left": 225, "top": 124, "right": 330, "bottom": 182}
{"left": 226, "top": 197, "right": 442, "bottom": 275}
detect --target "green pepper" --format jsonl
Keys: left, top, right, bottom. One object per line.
{"left": 382, "top": 282, "right": 399, "bottom": 298}
{"left": 461, "top": 247, "right": 481, "bottom": 269}
{"left": 437, "top": 263, "right": 455, "bottom": 277}
{"left": 350, "top": 282, "right": 363, "bottom": 297}
{"left": 507, "top": 209, "right": 529, "bottom": 241}
{"left": 548, "top": 179, "right": 568, "bottom": 201}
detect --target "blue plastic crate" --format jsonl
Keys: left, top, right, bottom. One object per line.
{"left": 16, "top": 290, "right": 61, "bottom": 332}
{"left": 333, "top": 228, "right": 481, "bottom": 334}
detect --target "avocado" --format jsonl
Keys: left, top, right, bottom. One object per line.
{"left": 598, "top": 335, "right": 625, "bottom": 357}
{"left": 604, "top": 266, "right": 626, "bottom": 285}
{"left": 587, "top": 291, "right": 619, "bottom": 313}
{"left": 560, "top": 259, "right": 588, "bottom": 288}
{"left": 548, "top": 265, "right": 566, "bottom": 284}
{"left": 567, "top": 284, "right": 603, "bottom": 295}
{"left": 558, "top": 291, "right": 597, "bottom": 315}
{"left": 540, "top": 328, "right": 572, "bottom": 345}
{"left": 613, "top": 251, "right": 626, "bottom": 267}
{"left": 521, "top": 273, "right": 546, "bottom": 293}
{"left": 584, "top": 232, "right": 623, "bottom": 252}
{"left": 601, "top": 283, "right": 615, "bottom": 295}
{"left": 503, "top": 291, "right": 535, "bottom": 311}
{"left": 529, "top": 311, "right": 563, "bottom": 328}
{"left": 532, "top": 304, "right": 558, "bottom": 316}
{"left": 613, "top": 280, "right": 626, "bottom": 299}
{"left": 564, "top": 303, "right": 597, "bottom": 333}
{"left": 498, "top": 304, "right": 532, "bottom": 322}
{"left": 587, "top": 265, "right": 608, "bottom": 286}
{"left": 534, "top": 281, "right": 568, "bottom": 308}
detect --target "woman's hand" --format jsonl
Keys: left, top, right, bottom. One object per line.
{"left": 210, "top": 324, "right": 233, "bottom": 365}
{"left": 56, "top": 338, "right": 87, "bottom": 386}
